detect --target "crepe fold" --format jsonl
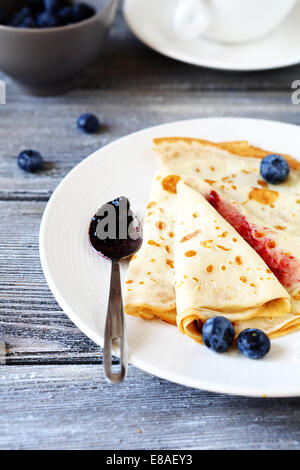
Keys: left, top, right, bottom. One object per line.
{"left": 124, "top": 170, "right": 178, "bottom": 325}
{"left": 174, "top": 182, "right": 291, "bottom": 343}
{"left": 154, "top": 137, "right": 300, "bottom": 316}
{"left": 124, "top": 137, "right": 300, "bottom": 343}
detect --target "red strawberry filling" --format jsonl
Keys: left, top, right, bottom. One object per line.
{"left": 207, "top": 190, "right": 300, "bottom": 289}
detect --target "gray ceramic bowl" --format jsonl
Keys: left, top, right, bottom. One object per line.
{"left": 0, "top": 0, "right": 118, "bottom": 93}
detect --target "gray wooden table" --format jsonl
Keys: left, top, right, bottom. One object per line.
{"left": 2, "top": 5, "right": 300, "bottom": 450}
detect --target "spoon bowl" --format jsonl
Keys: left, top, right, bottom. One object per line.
{"left": 89, "top": 196, "right": 142, "bottom": 261}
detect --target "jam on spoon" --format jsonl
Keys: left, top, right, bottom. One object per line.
{"left": 89, "top": 197, "right": 142, "bottom": 384}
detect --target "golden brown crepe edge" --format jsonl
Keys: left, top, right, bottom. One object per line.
{"left": 177, "top": 297, "right": 291, "bottom": 343}
{"left": 153, "top": 137, "right": 300, "bottom": 172}
{"left": 125, "top": 303, "right": 177, "bottom": 325}
{"left": 125, "top": 137, "right": 299, "bottom": 338}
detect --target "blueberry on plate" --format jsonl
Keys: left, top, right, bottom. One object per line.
{"left": 18, "top": 150, "right": 44, "bottom": 173}
{"left": 72, "top": 3, "right": 95, "bottom": 23}
{"left": 260, "top": 154, "right": 290, "bottom": 185}
{"left": 237, "top": 328, "right": 270, "bottom": 359}
{"left": 77, "top": 113, "right": 100, "bottom": 134}
{"left": 202, "top": 316, "right": 235, "bottom": 353}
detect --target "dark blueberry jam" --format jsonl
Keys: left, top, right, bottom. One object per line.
{"left": 89, "top": 197, "right": 142, "bottom": 260}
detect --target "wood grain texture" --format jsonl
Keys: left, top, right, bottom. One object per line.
{"left": 3, "top": 7, "right": 300, "bottom": 94}
{"left": 1, "top": 2, "right": 300, "bottom": 450}
{"left": 1, "top": 200, "right": 102, "bottom": 363}
{"left": 1, "top": 365, "right": 300, "bottom": 450}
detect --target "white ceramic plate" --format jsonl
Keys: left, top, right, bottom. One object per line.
{"left": 40, "top": 117, "right": 300, "bottom": 397}
{"left": 124, "top": 0, "right": 300, "bottom": 71}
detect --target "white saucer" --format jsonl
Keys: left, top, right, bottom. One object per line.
{"left": 40, "top": 117, "right": 300, "bottom": 397}
{"left": 124, "top": 0, "right": 300, "bottom": 71}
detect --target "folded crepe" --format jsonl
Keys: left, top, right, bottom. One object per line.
{"left": 154, "top": 137, "right": 300, "bottom": 315}
{"left": 154, "top": 137, "right": 300, "bottom": 236}
{"left": 124, "top": 169, "right": 179, "bottom": 325}
{"left": 125, "top": 137, "right": 300, "bottom": 342}
{"left": 124, "top": 170, "right": 299, "bottom": 341}
{"left": 233, "top": 314, "right": 300, "bottom": 339}
{"left": 174, "top": 182, "right": 292, "bottom": 343}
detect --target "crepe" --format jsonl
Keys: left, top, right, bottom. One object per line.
{"left": 124, "top": 169, "right": 179, "bottom": 325}
{"left": 233, "top": 314, "right": 300, "bottom": 339}
{"left": 174, "top": 182, "right": 291, "bottom": 343}
{"left": 125, "top": 137, "right": 300, "bottom": 343}
{"left": 154, "top": 137, "right": 300, "bottom": 235}
{"left": 154, "top": 137, "right": 300, "bottom": 314}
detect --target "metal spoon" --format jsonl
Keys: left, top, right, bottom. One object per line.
{"left": 89, "top": 197, "right": 142, "bottom": 384}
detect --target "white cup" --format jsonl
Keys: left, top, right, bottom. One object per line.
{"left": 174, "top": 0, "right": 298, "bottom": 44}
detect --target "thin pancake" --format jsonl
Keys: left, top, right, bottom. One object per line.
{"left": 124, "top": 170, "right": 179, "bottom": 325}
{"left": 174, "top": 182, "right": 291, "bottom": 343}
{"left": 233, "top": 314, "right": 300, "bottom": 339}
{"left": 154, "top": 137, "right": 300, "bottom": 315}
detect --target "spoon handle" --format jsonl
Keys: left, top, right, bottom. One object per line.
{"left": 104, "top": 259, "right": 128, "bottom": 383}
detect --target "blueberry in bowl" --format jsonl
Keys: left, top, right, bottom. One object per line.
{"left": 44, "top": 0, "right": 67, "bottom": 14}
{"left": 0, "top": 9, "right": 7, "bottom": 26}
{"left": 36, "top": 10, "right": 61, "bottom": 28}
{"left": 73, "top": 3, "right": 96, "bottom": 22}
{"left": 1, "top": 1, "right": 96, "bottom": 29}
{"left": 0, "top": 0, "right": 118, "bottom": 92}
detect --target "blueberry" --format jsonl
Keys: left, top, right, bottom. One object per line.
{"left": 0, "top": 8, "right": 7, "bottom": 25}
{"left": 58, "top": 6, "right": 74, "bottom": 24}
{"left": 237, "top": 328, "right": 271, "bottom": 359}
{"left": 202, "top": 316, "right": 235, "bottom": 353}
{"left": 44, "top": 0, "right": 62, "bottom": 13}
{"left": 19, "top": 16, "right": 37, "bottom": 28}
{"left": 18, "top": 150, "right": 44, "bottom": 173}
{"left": 72, "top": 3, "right": 95, "bottom": 23}
{"left": 37, "top": 11, "right": 60, "bottom": 27}
{"left": 10, "top": 7, "right": 33, "bottom": 27}
{"left": 25, "top": 0, "right": 44, "bottom": 12}
{"left": 260, "top": 154, "right": 290, "bottom": 185}
{"left": 77, "top": 113, "right": 100, "bottom": 134}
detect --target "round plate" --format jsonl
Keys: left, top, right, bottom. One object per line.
{"left": 124, "top": 0, "right": 300, "bottom": 71}
{"left": 40, "top": 117, "right": 300, "bottom": 397}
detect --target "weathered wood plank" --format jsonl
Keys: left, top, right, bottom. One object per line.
{"left": 1, "top": 6, "right": 300, "bottom": 94}
{"left": 0, "top": 3, "right": 300, "bottom": 451}
{"left": 0, "top": 8, "right": 298, "bottom": 199}
{"left": 0, "top": 200, "right": 103, "bottom": 362}
{"left": 0, "top": 364, "right": 300, "bottom": 450}
{"left": 0, "top": 90, "right": 299, "bottom": 198}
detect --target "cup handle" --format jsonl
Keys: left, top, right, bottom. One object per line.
{"left": 173, "top": 0, "right": 211, "bottom": 41}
